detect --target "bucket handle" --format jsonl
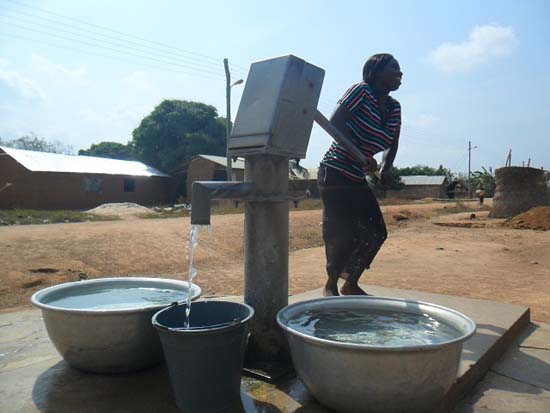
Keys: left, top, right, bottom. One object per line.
{"left": 168, "top": 318, "right": 241, "bottom": 332}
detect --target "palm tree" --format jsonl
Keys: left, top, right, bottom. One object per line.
{"left": 470, "top": 167, "right": 495, "bottom": 197}
{"left": 289, "top": 159, "right": 309, "bottom": 180}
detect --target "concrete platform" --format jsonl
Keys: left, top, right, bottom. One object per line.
{"left": 0, "top": 286, "right": 534, "bottom": 413}
{"left": 453, "top": 322, "right": 550, "bottom": 413}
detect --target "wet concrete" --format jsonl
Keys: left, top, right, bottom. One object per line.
{"left": 0, "top": 286, "right": 539, "bottom": 413}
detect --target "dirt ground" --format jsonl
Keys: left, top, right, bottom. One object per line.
{"left": 1, "top": 200, "right": 549, "bottom": 322}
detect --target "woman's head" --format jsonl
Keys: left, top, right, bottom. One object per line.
{"left": 362, "top": 54, "right": 402, "bottom": 92}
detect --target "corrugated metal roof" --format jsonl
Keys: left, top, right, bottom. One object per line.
{"left": 0, "top": 146, "right": 170, "bottom": 177}
{"left": 197, "top": 155, "right": 318, "bottom": 179}
{"left": 198, "top": 154, "right": 245, "bottom": 170}
{"left": 400, "top": 175, "right": 446, "bottom": 185}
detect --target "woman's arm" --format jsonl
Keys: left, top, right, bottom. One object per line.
{"left": 328, "top": 105, "right": 377, "bottom": 173}
{"left": 380, "top": 125, "right": 400, "bottom": 184}
{"left": 329, "top": 103, "right": 355, "bottom": 134}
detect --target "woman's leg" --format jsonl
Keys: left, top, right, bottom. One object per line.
{"left": 341, "top": 188, "right": 387, "bottom": 295}
{"left": 322, "top": 195, "right": 356, "bottom": 295}
{"left": 318, "top": 165, "right": 357, "bottom": 296}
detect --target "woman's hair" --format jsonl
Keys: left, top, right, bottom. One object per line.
{"left": 362, "top": 53, "right": 395, "bottom": 83}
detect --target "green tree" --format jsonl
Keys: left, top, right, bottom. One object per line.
{"left": 398, "top": 164, "right": 454, "bottom": 181}
{"left": 0, "top": 133, "right": 74, "bottom": 154}
{"left": 289, "top": 159, "right": 310, "bottom": 180}
{"left": 79, "top": 141, "right": 134, "bottom": 160}
{"left": 369, "top": 166, "right": 404, "bottom": 191}
{"left": 470, "top": 167, "right": 496, "bottom": 196}
{"left": 130, "top": 100, "right": 226, "bottom": 172}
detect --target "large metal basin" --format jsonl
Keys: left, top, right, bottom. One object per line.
{"left": 31, "top": 277, "right": 201, "bottom": 373}
{"left": 277, "top": 296, "right": 476, "bottom": 413}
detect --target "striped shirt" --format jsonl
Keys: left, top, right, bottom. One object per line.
{"left": 321, "top": 82, "right": 401, "bottom": 182}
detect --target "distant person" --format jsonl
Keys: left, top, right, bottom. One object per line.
{"left": 318, "top": 53, "right": 402, "bottom": 296}
{"left": 477, "top": 187, "right": 486, "bottom": 205}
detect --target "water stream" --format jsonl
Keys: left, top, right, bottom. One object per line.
{"left": 185, "top": 224, "right": 207, "bottom": 327}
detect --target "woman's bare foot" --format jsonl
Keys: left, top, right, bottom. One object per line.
{"left": 323, "top": 279, "right": 340, "bottom": 296}
{"left": 339, "top": 272, "right": 350, "bottom": 280}
{"left": 340, "top": 283, "right": 369, "bottom": 296}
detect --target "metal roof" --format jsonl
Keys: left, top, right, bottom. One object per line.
{"left": 0, "top": 146, "right": 170, "bottom": 177}
{"left": 198, "top": 154, "right": 245, "bottom": 170}
{"left": 197, "top": 155, "right": 318, "bottom": 179}
{"left": 400, "top": 175, "right": 447, "bottom": 186}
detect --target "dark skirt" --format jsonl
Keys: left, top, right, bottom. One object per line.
{"left": 317, "top": 164, "right": 387, "bottom": 281}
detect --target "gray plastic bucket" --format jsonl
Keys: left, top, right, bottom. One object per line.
{"left": 152, "top": 301, "right": 254, "bottom": 413}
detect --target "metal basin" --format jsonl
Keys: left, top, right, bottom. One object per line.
{"left": 31, "top": 277, "right": 201, "bottom": 373}
{"left": 277, "top": 296, "right": 476, "bottom": 413}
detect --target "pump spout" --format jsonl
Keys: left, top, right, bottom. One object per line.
{"left": 191, "top": 181, "right": 256, "bottom": 225}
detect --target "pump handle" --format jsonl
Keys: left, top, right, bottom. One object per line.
{"left": 314, "top": 109, "right": 377, "bottom": 173}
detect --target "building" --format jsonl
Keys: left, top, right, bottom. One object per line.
{"left": 172, "top": 155, "right": 320, "bottom": 201}
{"left": 386, "top": 175, "right": 449, "bottom": 199}
{"left": 0, "top": 146, "right": 174, "bottom": 210}
{"left": 171, "top": 155, "right": 245, "bottom": 201}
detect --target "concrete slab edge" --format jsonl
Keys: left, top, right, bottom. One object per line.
{"left": 441, "top": 307, "right": 531, "bottom": 411}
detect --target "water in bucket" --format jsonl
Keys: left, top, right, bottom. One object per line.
{"left": 286, "top": 308, "right": 462, "bottom": 346}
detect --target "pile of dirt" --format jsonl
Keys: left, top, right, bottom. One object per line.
{"left": 504, "top": 206, "right": 550, "bottom": 231}
{"left": 86, "top": 202, "right": 154, "bottom": 218}
{"left": 393, "top": 209, "right": 423, "bottom": 221}
{"left": 434, "top": 222, "right": 486, "bottom": 228}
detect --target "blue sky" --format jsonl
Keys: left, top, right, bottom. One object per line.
{"left": 0, "top": 0, "right": 549, "bottom": 172}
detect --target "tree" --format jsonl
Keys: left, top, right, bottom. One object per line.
{"left": 289, "top": 159, "right": 310, "bottom": 180}
{"left": 398, "top": 164, "right": 454, "bottom": 180}
{"left": 470, "top": 167, "right": 496, "bottom": 196}
{"left": 79, "top": 142, "right": 134, "bottom": 160}
{"left": 369, "top": 166, "right": 404, "bottom": 191}
{"left": 130, "top": 100, "right": 227, "bottom": 172}
{"left": 0, "top": 133, "right": 75, "bottom": 155}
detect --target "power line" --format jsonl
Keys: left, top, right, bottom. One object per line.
{"left": 5, "top": 0, "right": 250, "bottom": 73}
{"left": 0, "top": 19, "right": 229, "bottom": 81}
{"left": 0, "top": 31, "right": 226, "bottom": 82}
{"left": 0, "top": 9, "right": 248, "bottom": 78}
{"left": 448, "top": 149, "right": 469, "bottom": 174}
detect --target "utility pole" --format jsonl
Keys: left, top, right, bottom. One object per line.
{"left": 467, "top": 141, "right": 477, "bottom": 198}
{"left": 468, "top": 140, "right": 472, "bottom": 198}
{"left": 224, "top": 58, "right": 233, "bottom": 181}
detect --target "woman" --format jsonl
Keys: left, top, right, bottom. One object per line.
{"left": 318, "top": 53, "right": 402, "bottom": 296}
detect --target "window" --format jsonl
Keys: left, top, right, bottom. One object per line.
{"left": 124, "top": 178, "right": 136, "bottom": 192}
{"left": 83, "top": 176, "right": 102, "bottom": 193}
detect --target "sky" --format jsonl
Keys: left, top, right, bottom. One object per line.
{"left": 0, "top": 0, "right": 549, "bottom": 173}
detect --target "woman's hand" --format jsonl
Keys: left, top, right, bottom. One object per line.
{"left": 363, "top": 157, "right": 378, "bottom": 174}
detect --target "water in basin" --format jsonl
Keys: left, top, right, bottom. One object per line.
{"left": 286, "top": 308, "right": 462, "bottom": 346}
{"left": 44, "top": 287, "right": 191, "bottom": 310}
